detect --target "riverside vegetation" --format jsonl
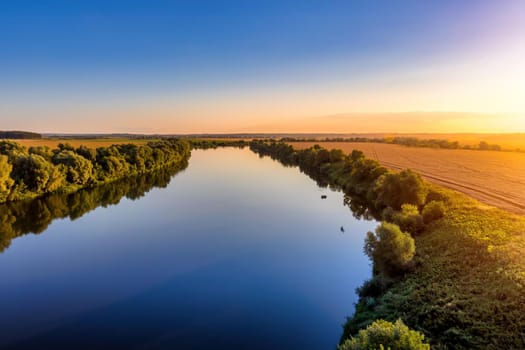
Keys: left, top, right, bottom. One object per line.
{"left": 250, "top": 140, "right": 525, "bottom": 349}
{"left": 0, "top": 139, "right": 191, "bottom": 204}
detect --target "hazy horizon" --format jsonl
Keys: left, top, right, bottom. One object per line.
{"left": 1, "top": 1, "right": 524, "bottom": 133}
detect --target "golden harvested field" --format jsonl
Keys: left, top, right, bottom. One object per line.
{"left": 12, "top": 138, "right": 154, "bottom": 149}
{"left": 290, "top": 142, "right": 525, "bottom": 215}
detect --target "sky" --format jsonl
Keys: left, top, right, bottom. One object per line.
{"left": 1, "top": 0, "right": 524, "bottom": 134}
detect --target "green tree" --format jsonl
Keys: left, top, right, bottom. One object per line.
{"left": 391, "top": 204, "right": 424, "bottom": 235}
{"left": 52, "top": 150, "right": 94, "bottom": 185}
{"left": 339, "top": 319, "right": 430, "bottom": 350}
{"left": 29, "top": 146, "right": 53, "bottom": 161}
{"left": 76, "top": 145, "right": 97, "bottom": 162}
{"left": 0, "top": 155, "right": 14, "bottom": 201}
{"left": 365, "top": 222, "right": 415, "bottom": 277}
{"left": 0, "top": 140, "right": 27, "bottom": 161}
{"left": 12, "top": 154, "right": 64, "bottom": 193}
{"left": 374, "top": 169, "right": 428, "bottom": 210}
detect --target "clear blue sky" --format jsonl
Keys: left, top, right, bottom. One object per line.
{"left": 1, "top": 0, "right": 524, "bottom": 133}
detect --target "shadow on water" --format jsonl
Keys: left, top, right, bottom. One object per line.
{"left": 6, "top": 255, "right": 333, "bottom": 350}
{"left": 0, "top": 161, "right": 188, "bottom": 253}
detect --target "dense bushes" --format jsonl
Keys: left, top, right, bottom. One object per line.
{"left": 422, "top": 200, "right": 445, "bottom": 224}
{"left": 0, "top": 139, "right": 190, "bottom": 203}
{"left": 365, "top": 222, "right": 416, "bottom": 278}
{"left": 189, "top": 139, "right": 247, "bottom": 149}
{"left": 339, "top": 319, "right": 430, "bottom": 350}
{"left": 0, "top": 155, "right": 14, "bottom": 202}
{"left": 390, "top": 204, "right": 425, "bottom": 235}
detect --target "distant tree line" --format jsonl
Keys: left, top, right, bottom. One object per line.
{"left": 249, "top": 140, "right": 445, "bottom": 349}
{"left": 0, "top": 163, "right": 186, "bottom": 252}
{"left": 189, "top": 139, "right": 247, "bottom": 149}
{"left": 282, "top": 136, "right": 503, "bottom": 151}
{"left": 0, "top": 139, "right": 190, "bottom": 203}
{"left": 0, "top": 131, "right": 42, "bottom": 139}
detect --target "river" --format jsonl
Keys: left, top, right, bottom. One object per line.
{"left": 0, "top": 148, "right": 377, "bottom": 349}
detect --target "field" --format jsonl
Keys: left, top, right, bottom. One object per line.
{"left": 289, "top": 142, "right": 525, "bottom": 215}
{"left": 12, "top": 138, "right": 155, "bottom": 149}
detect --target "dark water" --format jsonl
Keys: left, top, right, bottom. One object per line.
{"left": 0, "top": 148, "right": 376, "bottom": 350}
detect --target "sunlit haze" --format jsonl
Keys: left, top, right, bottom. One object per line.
{"left": 1, "top": 0, "right": 524, "bottom": 133}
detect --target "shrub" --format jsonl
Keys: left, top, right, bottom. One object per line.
{"left": 339, "top": 319, "right": 430, "bottom": 350}
{"left": 422, "top": 200, "right": 446, "bottom": 224}
{"left": 356, "top": 276, "right": 392, "bottom": 299}
{"left": 392, "top": 204, "right": 425, "bottom": 235}
{"left": 365, "top": 222, "right": 415, "bottom": 277}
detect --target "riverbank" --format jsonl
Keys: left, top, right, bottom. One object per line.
{"left": 250, "top": 140, "right": 525, "bottom": 349}
{"left": 288, "top": 141, "right": 525, "bottom": 215}
{"left": 0, "top": 139, "right": 191, "bottom": 204}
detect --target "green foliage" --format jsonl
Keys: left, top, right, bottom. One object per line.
{"left": 189, "top": 139, "right": 247, "bottom": 149}
{"left": 0, "top": 155, "right": 14, "bottom": 202}
{"left": 391, "top": 204, "right": 424, "bottom": 235}
{"left": 11, "top": 154, "right": 65, "bottom": 193}
{"left": 375, "top": 170, "right": 428, "bottom": 210}
{"left": 53, "top": 150, "right": 95, "bottom": 185}
{"left": 349, "top": 158, "right": 388, "bottom": 197}
{"left": 28, "top": 146, "right": 54, "bottom": 161}
{"left": 422, "top": 200, "right": 445, "bottom": 224}
{"left": 346, "top": 188, "right": 525, "bottom": 349}
{"left": 341, "top": 320, "right": 428, "bottom": 350}
{"left": 0, "top": 140, "right": 27, "bottom": 161}
{"left": 365, "top": 222, "right": 415, "bottom": 278}
{"left": 76, "top": 145, "right": 97, "bottom": 161}
{"left": 357, "top": 276, "right": 393, "bottom": 299}
{"left": 0, "top": 139, "right": 191, "bottom": 204}
{"left": 339, "top": 319, "right": 430, "bottom": 350}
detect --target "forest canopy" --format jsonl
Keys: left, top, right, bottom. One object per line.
{"left": 0, "top": 139, "right": 190, "bottom": 203}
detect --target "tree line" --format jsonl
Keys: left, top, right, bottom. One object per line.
{"left": 283, "top": 136, "right": 503, "bottom": 151}
{"left": 0, "top": 131, "right": 42, "bottom": 139}
{"left": 249, "top": 140, "right": 442, "bottom": 349}
{"left": 189, "top": 139, "right": 247, "bottom": 149}
{"left": 0, "top": 139, "right": 191, "bottom": 203}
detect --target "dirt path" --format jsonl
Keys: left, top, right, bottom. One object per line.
{"left": 290, "top": 142, "right": 525, "bottom": 215}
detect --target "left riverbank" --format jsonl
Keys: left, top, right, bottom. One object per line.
{"left": 0, "top": 139, "right": 191, "bottom": 204}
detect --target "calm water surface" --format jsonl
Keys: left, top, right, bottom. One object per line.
{"left": 0, "top": 148, "right": 376, "bottom": 349}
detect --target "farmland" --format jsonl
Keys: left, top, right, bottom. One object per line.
{"left": 289, "top": 142, "right": 525, "bottom": 215}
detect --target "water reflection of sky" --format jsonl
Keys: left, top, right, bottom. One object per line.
{"left": 0, "top": 148, "right": 377, "bottom": 349}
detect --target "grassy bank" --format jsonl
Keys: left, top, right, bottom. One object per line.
{"left": 250, "top": 140, "right": 525, "bottom": 349}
